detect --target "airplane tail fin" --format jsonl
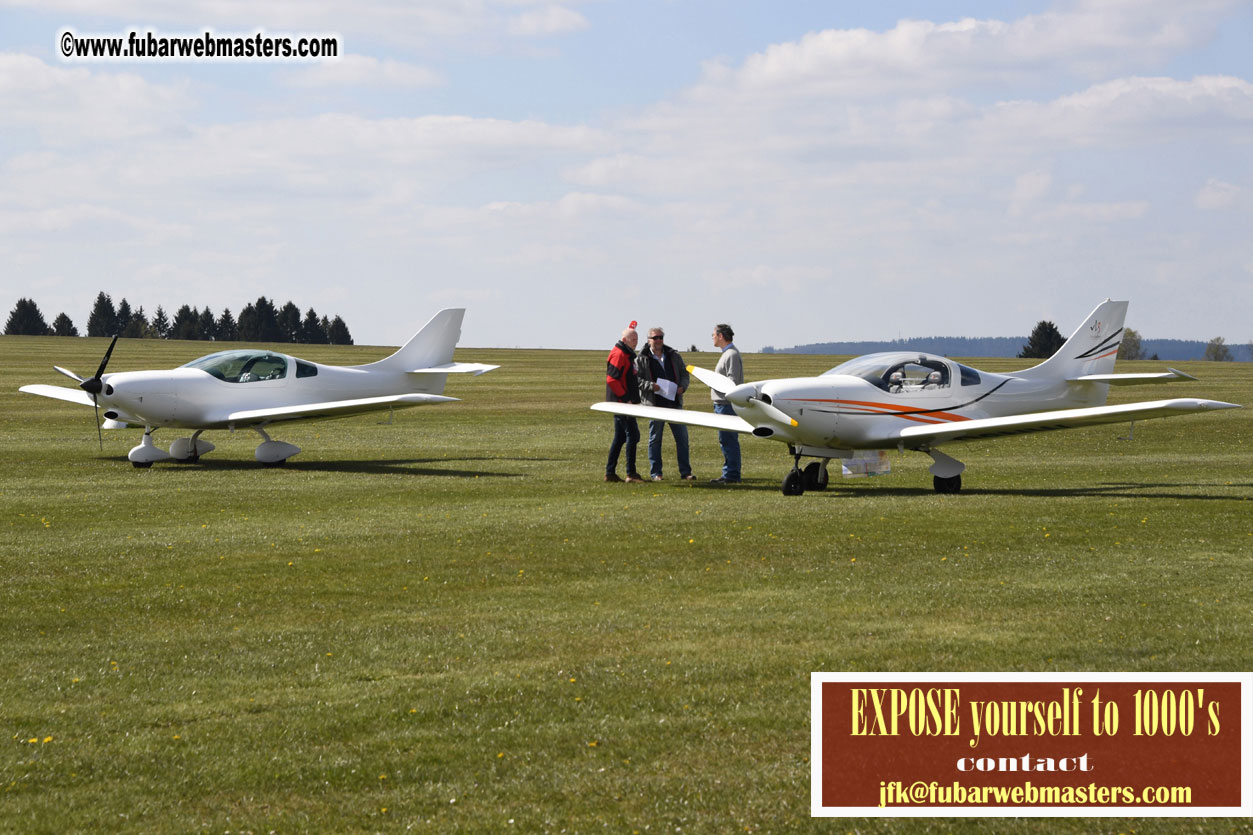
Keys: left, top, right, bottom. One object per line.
{"left": 1015, "top": 299, "right": 1128, "bottom": 384}
{"left": 360, "top": 308, "right": 466, "bottom": 378}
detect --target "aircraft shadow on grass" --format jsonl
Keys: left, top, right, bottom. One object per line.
{"left": 692, "top": 480, "right": 1251, "bottom": 502}
{"left": 102, "top": 454, "right": 546, "bottom": 479}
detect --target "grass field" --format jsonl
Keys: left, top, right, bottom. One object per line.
{"left": 1, "top": 335, "right": 1250, "bottom": 833}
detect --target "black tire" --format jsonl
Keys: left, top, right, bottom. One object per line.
{"left": 132, "top": 460, "right": 153, "bottom": 469}
{"left": 933, "top": 474, "right": 962, "bottom": 494}
{"left": 782, "top": 469, "right": 805, "bottom": 496}
{"left": 802, "top": 461, "right": 828, "bottom": 491}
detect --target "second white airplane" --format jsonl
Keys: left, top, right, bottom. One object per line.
{"left": 21, "top": 308, "right": 496, "bottom": 467}
{"left": 593, "top": 300, "right": 1240, "bottom": 495}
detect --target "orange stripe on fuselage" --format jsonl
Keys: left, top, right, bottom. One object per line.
{"left": 788, "top": 397, "right": 972, "bottom": 423}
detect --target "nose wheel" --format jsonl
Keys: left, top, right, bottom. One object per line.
{"left": 782, "top": 453, "right": 828, "bottom": 495}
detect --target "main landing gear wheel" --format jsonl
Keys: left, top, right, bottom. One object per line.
{"left": 802, "top": 461, "right": 828, "bottom": 491}
{"left": 782, "top": 468, "right": 805, "bottom": 496}
{"left": 933, "top": 474, "right": 962, "bottom": 494}
{"left": 132, "top": 460, "right": 153, "bottom": 469}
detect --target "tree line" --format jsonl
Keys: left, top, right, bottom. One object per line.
{"left": 765, "top": 321, "right": 1248, "bottom": 362}
{"left": 1018, "top": 321, "right": 1243, "bottom": 362}
{"left": 5, "top": 294, "right": 353, "bottom": 345}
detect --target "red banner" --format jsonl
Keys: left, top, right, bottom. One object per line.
{"left": 811, "top": 673, "right": 1251, "bottom": 816}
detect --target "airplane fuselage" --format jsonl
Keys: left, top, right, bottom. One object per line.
{"left": 726, "top": 353, "right": 1106, "bottom": 452}
{"left": 96, "top": 354, "right": 445, "bottom": 430}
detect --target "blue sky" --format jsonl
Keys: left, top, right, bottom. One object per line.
{"left": 2, "top": 1, "right": 1251, "bottom": 350}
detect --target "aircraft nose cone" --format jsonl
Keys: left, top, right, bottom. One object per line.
{"left": 726, "top": 383, "right": 758, "bottom": 408}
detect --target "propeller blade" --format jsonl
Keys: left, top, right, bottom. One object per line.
{"left": 686, "top": 364, "right": 738, "bottom": 395}
{"left": 93, "top": 334, "right": 119, "bottom": 380}
{"left": 54, "top": 366, "right": 86, "bottom": 383}
{"left": 93, "top": 395, "right": 103, "bottom": 451}
{"left": 748, "top": 397, "right": 798, "bottom": 427}
{"left": 80, "top": 334, "right": 119, "bottom": 395}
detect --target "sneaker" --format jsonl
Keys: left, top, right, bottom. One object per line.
{"left": 651, "top": 475, "right": 663, "bottom": 482}
{"left": 681, "top": 474, "right": 696, "bottom": 481}
{"left": 604, "top": 473, "right": 623, "bottom": 482}
{"left": 709, "top": 476, "right": 741, "bottom": 484}
{"left": 625, "top": 473, "right": 645, "bottom": 483}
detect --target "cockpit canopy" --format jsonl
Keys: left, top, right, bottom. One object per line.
{"left": 822, "top": 352, "right": 982, "bottom": 391}
{"left": 182, "top": 350, "right": 288, "bottom": 383}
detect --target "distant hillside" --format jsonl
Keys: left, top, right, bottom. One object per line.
{"left": 762, "top": 336, "right": 1253, "bottom": 362}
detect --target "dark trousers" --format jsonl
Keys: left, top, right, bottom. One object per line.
{"left": 606, "top": 414, "right": 640, "bottom": 476}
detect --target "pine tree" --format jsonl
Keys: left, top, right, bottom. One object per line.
{"left": 240, "top": 297, "right": 282, "bottom": 342}
{"left": 115, "top": 298, "right": 133, "bottom": 337}
{"left": 198, "top": 306, "right": 217, "bottom": 340}
{"left": 170, "top": 305, "right": 200, "bottom": 340}
{"left": 86, "top": 292, "right": 117, "bottom": 337}
{"left": 5, "top": 298, "right": 51, "bottom": 335}
{"left": 122, "top": 306, "right": 150, "bottom": 338}
{"left": 237, "top": 303, "right": 258, "bottom": 341}
{"left": 327, "top": 315, "right": 353, "bottom": 345}
{"left": 1018, "top": 320, "right": 1064, "bottom": 359}
{"left": 52, "top": 312, "right": 79, "bottom": 337}
{"left": 151, "top": 306, "right": 171, "bottom": 339}
{"left": 216, "top": 308, "right": 238, "bottom": 341}
{"left": 279, "top": 301, "right": 302, "bottom": 342}
{"left": 300, "top": 308, "right": 328, "bottom": 344}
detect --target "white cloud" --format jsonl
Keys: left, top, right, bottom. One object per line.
{"left": 0, "top": 52, "right": 190, "bottom": 145}
{"left": 507, "top": 5, "right": 589, "bottom": 38}
{"left": 1195, "top": 178, "right": 1249, "bottom": 211}
{"left": 1, "top": 4, "right": 1250, "bottom": 348}
{"left": 282, "top": 55, "right": 441, "bottom": 88}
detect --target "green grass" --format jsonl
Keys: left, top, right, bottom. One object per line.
{"left": 1, "top": 335, "right": 1250, "bottom": 833}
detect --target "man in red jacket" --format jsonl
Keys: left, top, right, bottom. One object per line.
{"left": 605, "top": 326, "right": 645, "bottom": 482}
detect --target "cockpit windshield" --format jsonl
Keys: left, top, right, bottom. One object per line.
{"left": 182, "top": 350, "right": 288, "bottom": 383}
{"left": 823, "top": 352, "right": 959, "bottom": 392}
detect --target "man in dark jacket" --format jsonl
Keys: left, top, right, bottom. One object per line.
{"left": 604, "top": 326, "right": 644, "bottom": 482}
{"left": 636, "top": 327, "right": 693, "bottom": 481}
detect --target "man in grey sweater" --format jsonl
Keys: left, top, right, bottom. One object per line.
{"left": 710, "top": 323, "right": 743, "bottom": 483}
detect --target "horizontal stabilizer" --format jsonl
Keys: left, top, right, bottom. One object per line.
{"left": 897, "top": 398, "right": 1240, "bottom": 446}
{"left": 19, "top": 384, "right": 96, "bottom": 407}
{"left": 408, "top": 362, "right": 499, "bottom": 376}
{"left": 1070, "top": 368, "right": 1198, "bottom": 385}
{"left": 228, "top": 393, "right": 458, "bottom": 424}
{"left": 591, "top": 402, "right": 755, "bottom": 434}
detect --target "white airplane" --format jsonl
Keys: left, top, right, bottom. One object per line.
{"left": 20, "top": 308, "right": 497, "bottom": 467}
{"left": 592, "top": 300, "right": 1240, "bottom": 495}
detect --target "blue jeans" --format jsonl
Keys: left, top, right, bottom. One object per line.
{"left": 606, "top": 414, "right": 639, "bottom": 476}
{"left": 713, "top": 402, "right": 741, "bottom": 480}
{"left": 647, "top": 418, "right": 691, "bottom": 479}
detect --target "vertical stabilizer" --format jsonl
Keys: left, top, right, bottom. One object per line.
{"left": 1015, "top": 299, "right": 1128, "bottom": 382}
{"left": 359, "top": 308, "right": 466, "bottom": 372}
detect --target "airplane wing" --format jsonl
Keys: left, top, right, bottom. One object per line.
{"left": 897, "top": 398, "right": 1240, "bottom": 446}
{"left": 1070, "top": 368, "right": 1197, "bottom": 385}
{"left": 590, "top": 402, "right": 756, "bottom": 434}
{"left": 19, "top": 384, "right": 96, "bottom": 407}
{"left": 408, "top": 362, "right": 499, "bottom": 376}
{"left": 227, "top": 393, "right": 458, "bottom": 424}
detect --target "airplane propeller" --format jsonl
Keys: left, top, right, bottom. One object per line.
{"left": 63, "top": 335, "right": 119, "bottom": 450}
{"left": 726, "top": 382, "right": 798, "bottom": 427}
{"left": 687, "top": 363, "right": 800, "bottom": 428}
